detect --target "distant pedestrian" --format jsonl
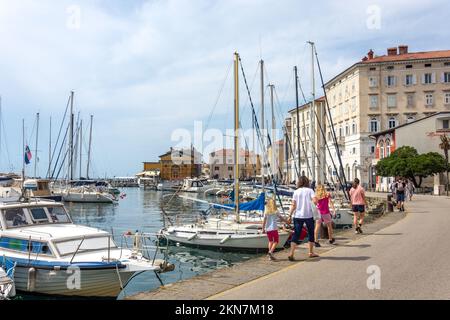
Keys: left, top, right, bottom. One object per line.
{"left": 262, "top": 197, "right": 288, "bottom": 261}
{"left": 287, "top": 176, "right": 319, "bottom": 261}
{"left": 349, "top": 178, "right": 367, "bottom": 234}
{"left": 406, "top": 179, "right": 415, "bottom": 201}
{"left": 314, "top": 183, "right": 336, "bottom": 246}
{"left": 395, "top": 178, "right": 406, "bottom": 211}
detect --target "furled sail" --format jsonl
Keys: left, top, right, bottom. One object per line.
{"left": 214, "top": 192, "right": 265, "bottom": 211}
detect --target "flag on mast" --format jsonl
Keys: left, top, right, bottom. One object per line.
{"left": 24, "top": 145, "right": 32, "bottom": 165}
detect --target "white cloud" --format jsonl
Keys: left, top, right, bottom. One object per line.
{"left": 0, "top": 0, "right": 449, "bottom": 175}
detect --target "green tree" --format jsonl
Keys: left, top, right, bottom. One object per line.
{"left": 376, "top": 146, "right": 448, "bottom": 187}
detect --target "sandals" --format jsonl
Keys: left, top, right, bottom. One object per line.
{"left": 308, "top": 253, "right": 320, "bottom": 258}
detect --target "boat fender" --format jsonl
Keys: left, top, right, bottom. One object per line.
{"left": 27, "top": 267, "right": 36, "bottom": 292}
{"left": 220, "top": 235, "right": 232, "bottom": 244}
{"left": 156, "top": 261, "right": 175, "bottom": 273}
{"left": 187, "top": 233, "right": 198, "bottom": 241}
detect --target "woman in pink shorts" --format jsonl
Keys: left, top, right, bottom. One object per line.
{"left": 314, "top": 184, "right": 336, "bottom": 246}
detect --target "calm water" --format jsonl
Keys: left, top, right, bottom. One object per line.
{"left": 18, "top": 188, "right": 256, "bottom": 300}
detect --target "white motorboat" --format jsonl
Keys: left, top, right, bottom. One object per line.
{"left": 62, "top": 186, "right": 116, "bottom": 203}
{"left": 0, "top": 200, "right": 173, "bottom": 297}
{"left": 161, "top": 218, "right": 290, "bottom": 251}
{"left": 181, "top": 178, "right": 210, "bottom": 193}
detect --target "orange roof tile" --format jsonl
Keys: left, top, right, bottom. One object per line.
{"left": 363, "top": 50, "right": 450, "bottom": 63}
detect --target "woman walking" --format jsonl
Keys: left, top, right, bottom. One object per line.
{"left": 288, "top": 176, "right": 319, "bottom": 261}
{"left": 314, "top": 184, "right": 336, "bottom": 246}
{"left": 349, "top": 178, "right": 367, "bottom": 234}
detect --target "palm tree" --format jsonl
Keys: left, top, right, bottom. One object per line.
{"left": 439, "top": 135, "right": 450, "bottom": 196}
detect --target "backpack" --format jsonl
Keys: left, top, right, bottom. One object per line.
{"left": 396, "top": 182, "right": 405, "bottom": 192}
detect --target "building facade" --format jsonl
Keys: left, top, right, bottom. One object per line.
{"left": 323, "top": 45, "right": 450, "bottom": 189}
{"left": 370, "top": 112, "right": 450, "bottom": 192}
{"left": 143, "top": 147, "right": 203, "bottom": 181}
{"left": 209, "top": 149, "right": 261, "bottom": 180}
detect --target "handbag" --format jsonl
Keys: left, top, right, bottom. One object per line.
{"left": 311, "top": 202, "right": 320, "bottom": 220}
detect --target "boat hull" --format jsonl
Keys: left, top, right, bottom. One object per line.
{"left": 13, "top": 265, "right": 135, "bottom": 298}
{"left": 162, "top": 230, "right": 291, "bottom": 252}
{"left": 63, "top": 193, "right": 115, "bottom": 203}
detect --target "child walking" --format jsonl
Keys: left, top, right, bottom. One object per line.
{"left": 262, "top": 197, "right": 288, "bottom": 261}
{"left": 314, "top": 184, "right": 336, "bottom": 246}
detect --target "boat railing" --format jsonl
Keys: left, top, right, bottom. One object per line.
{"left": 118, "top": 231, "right": 170, "bottom": 266}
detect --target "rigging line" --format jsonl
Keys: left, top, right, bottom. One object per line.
{"left": 46, "top": 94, "right": 71, "bottom": 177}
{"left": 296, "top": 78, "right": 341, "bottom": 188}
{"left": 50, "top": 125, "right": 69, "bottom": 180}
{"left": 0, "top": 117, "right": 12, "bottom": 171}
{"left": 238, "top": 56, "right": 285, "bottom": 213}
{"left": 239, "top": 62, "right": 260, "bottom": 131}
{"left": 314, "top": 45, "right": 349, "bottom": 200}
{"left": 204, "top": 60, "right": 233, "bottom": 132}
{"left": 27, "top": 116, "right": 37, "bottom": 146}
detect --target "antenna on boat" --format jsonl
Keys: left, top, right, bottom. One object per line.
{"left": 21, "top": 119, "right": 26, "bottom": 201}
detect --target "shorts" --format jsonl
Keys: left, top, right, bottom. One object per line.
{"left": 320, "top": 213, "right": 333, "bottom": 224}
{"left": 266, "top": 230, "right": 279, "bottom": 243}
{"left": 352, "top": 205, "right": 365, "bottom": 213}
{"left": 397, "top": 192, "right": 405, "bottom": 202}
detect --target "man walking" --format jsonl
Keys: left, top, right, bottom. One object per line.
{"left": 349, "top": 178, "right": 367, "bottom": 234}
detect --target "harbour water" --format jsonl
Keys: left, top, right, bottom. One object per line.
{"left": 18, "top": 188, "right": 258, "bottom": 300}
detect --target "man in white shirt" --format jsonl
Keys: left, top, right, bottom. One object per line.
{"left": 288, "top": 176, "right": 319, "bottom": 261}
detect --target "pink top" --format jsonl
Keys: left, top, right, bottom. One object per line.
{"left": 317, "top": 196, "right": 330, "bottom": 215}
{"left": 349, "top": 186, "right": 366, "bottom": 205}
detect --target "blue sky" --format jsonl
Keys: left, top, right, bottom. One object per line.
{"left": 0, "top": 0, "right": 449, "bottom": 177}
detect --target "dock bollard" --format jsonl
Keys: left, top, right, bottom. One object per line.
{"left": 387, "top": 194, "right": 394, "bottom": 212}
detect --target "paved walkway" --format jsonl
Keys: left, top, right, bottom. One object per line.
{"left": 209, "top": 194, "right": 450, "bottom": 300}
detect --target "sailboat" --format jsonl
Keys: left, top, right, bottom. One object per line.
{"left": 159, "top": 53, "right": 291, "bottom": 251}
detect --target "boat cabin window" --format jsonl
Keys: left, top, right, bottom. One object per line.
{"left": 29, "top": 207, "right": 50, "bottom": 224}
{"left": 0, "top": 236, "right": 53, "bottom": 256}
{"left": 47, "top": 207, "right": 71, "bottom": 223}
{"left": 55, "top": 236, "right": 117, "bottom": 256}
{"left": 3, "top": 208, "right": 32, "bottom": 228}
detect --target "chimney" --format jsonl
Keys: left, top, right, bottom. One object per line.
{"left": 398, "top": 45, "right": 408, "bottom": 55}
{"left": 387, "top": 47, "right": 398, "bottom": 56}
{"left": 368, "top": 49, "right": 374, "bottom": 60}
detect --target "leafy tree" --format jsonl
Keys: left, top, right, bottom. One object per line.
{"left": 439, "top": 135, "right": 450, "bottom": 195}
{"left": 376, "top": 146, "right": 448, "bottom": 187}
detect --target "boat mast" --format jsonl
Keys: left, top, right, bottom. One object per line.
{"left": 308, "top": 41, "right": 316, "bottom": 183}
{"left": 22, "top": 119, "right": 25, "bottom": 192}
{"left": 69, "top": 91, "right": 74, "bottom": 181}
{"left": 269, "top": 83, "right": 276, "bottom": 182}
{"left": 79, "top": 119, "right": 82, "bottom": 179}
{"left": 260, "top": 59, "right": 265, "bottom": 191}
{"left": 294, "top": 66, "right": 301, "bottom": 180}
{"left": 234, "top": 52, "right": 240, "bottom": 222}
{"left": 86, "top": 115, "right": 93, "bottom": 179}
{"left": 34, "top": 112, "right": 39, "bottom": 178}
{"left": 48, "top": 116, "right": 52, "bottom": 179}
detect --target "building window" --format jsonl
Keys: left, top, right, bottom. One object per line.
{"left": 386, "top": 66, "right": 394, "bottom": 70}
{"left": 443, "top": 119, "right": 449, "bottom": 129}
{"left": 379, "top": 141, "right": 385, "bottom": 159}
{"left": 425, "top": 93, "right": 434, "bottom": 106}
{"left": 406, "top": 116, "right": 415, "bottom": 123}
{"left": 387, "top": 94, "right": 397, "bottom": 108}
{"left": 423, "top": 73, "right": 434, "bottom": 84}
{"left": 214, "top": 166, "right": 220, "bottom": 171}
{"left": 388, "top": 117, "right": 397, "bottom": 129}
{"left": 425, "top": 63, "right": 432, "bottom": 68}
{"left": 369, "top": 76, "right": 378, "bottom": 88}
{"left": 339, "top": 127, "right": 343, "bottom": 138}
{"left": 228, "top": 166, "right": 233, "bottom": 171}
{"left": 405, "top": 74, "right": 415, "bottom": 86}
{"left": 385, "top": 139, "right": 391, "bottom": 157}
{"left": 386, "top": 75, "right": 396, "bottom": 87}
{"left": 345, "top": 124, "right": 350, "bottom": 136}
{"left": 352, "top": 122, "right": 357, "bottom": 134}
{"left": 406, "top": 65, "right": 413, "bottom": 69}
{"left": 406, "top": 93, "right": 415, "bottom": 108}
{"left": 370, "top": 118, "right": 379, "bottom": 133}
{"left": 369, "top": 95, "right": 378, "bottom": 109}
{"left": 370, "top": 146, "right": 375, "bottom": 154}
{"left": 351, "top": 97, "right": 357, "bottom": 111}
{"left": 445, "top": 92, "right": 450, "bottom": 105}
{"left": 444, "top": 72, "right": 450, "bottom": 83}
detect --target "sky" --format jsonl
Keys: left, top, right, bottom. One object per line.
{"left": 0, "top": 0, "right": 449, "bottom": 177}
